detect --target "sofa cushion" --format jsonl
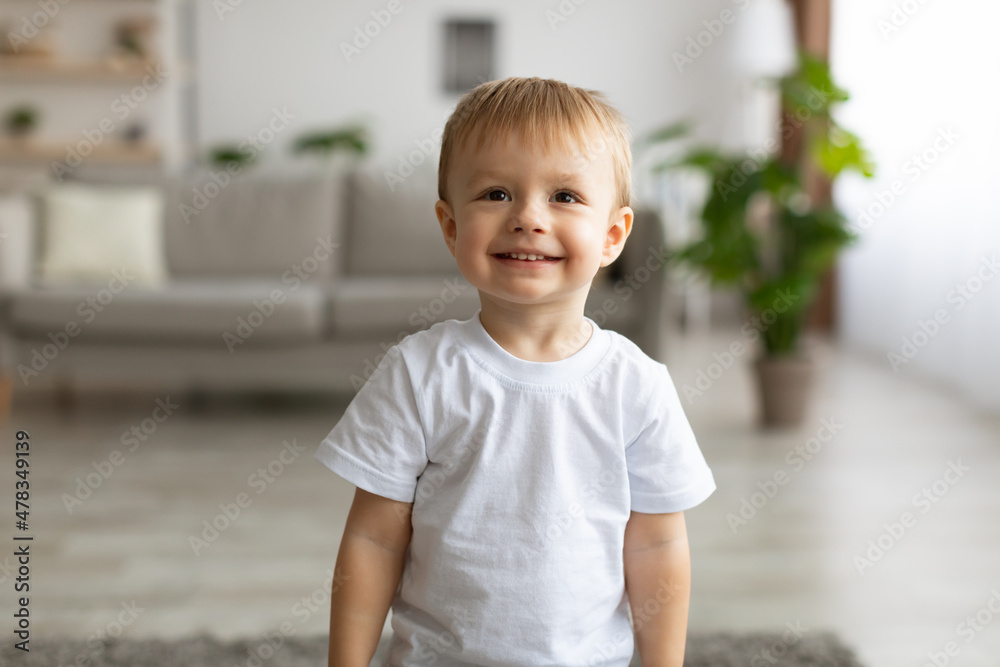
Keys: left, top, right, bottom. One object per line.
{"left": 8, "top": 278, "right": 328, "bottom": 344}
{"left": 162, "top": 171, "right": 345, "bottom": 281}
{"left": 345, "top": 168, "right": 456, "bottom": 277}
{"left": 35, "top": 183, "right": 170, "bottom": 287}
{"left": 330, "top": 275, "right": 479, "bottom": 337}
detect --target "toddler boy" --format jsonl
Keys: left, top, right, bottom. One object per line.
{"left": 314, "top": 77, "right": 715, "bottom": 667}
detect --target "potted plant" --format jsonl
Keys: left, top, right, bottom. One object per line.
{"left": 114, "top": 16, "right": 157, "bottom": 62}
{"left": 4, "top": 105, "right": 39, "bottom": 140}
{"left": 291, "top": 124, "right": 369, "bottom": 171}
{"left": 207, "top": 144, "right": 258, "bottom": 171}
{"left": 648, "top": 52, "right": 874, "bottom": 427}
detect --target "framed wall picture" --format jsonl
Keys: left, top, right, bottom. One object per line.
{"left": 442, "top": 19, "right": 495, "bottom": 93}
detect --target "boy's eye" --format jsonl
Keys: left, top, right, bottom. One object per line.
{"left": 552, "top": 191, "right": 579, "bottom": 204}
{"left": 484, "top": 190, "right": 509, "bottom": 202}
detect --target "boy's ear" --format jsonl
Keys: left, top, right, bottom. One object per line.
{"left": 435, "top": 199, "right": 457, "bottom": 258}
{"left": 601, "top": 206, "right": 633, "bottom": 267}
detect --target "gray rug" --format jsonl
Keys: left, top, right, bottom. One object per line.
{"left": 0, "top": 631, "right": 866, "bottom": 666}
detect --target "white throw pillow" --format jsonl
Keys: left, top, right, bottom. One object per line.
{"left": 36, "top": 183, "right": 169, "bottom": 287}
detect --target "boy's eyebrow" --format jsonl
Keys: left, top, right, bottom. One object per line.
{"left": 464, "top": 168, "right": 589, "bottom": 187}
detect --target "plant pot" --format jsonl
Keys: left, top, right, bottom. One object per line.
{"left": 754, "top": 354, "right": 816, "bottom": 428}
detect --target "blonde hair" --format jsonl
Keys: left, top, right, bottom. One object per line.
{"left": 437, "top": 77, "right": 632, "bottom": 210}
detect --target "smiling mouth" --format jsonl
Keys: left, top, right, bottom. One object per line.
{"left": 492, "top": 253, "right": 562, "bottom": 261}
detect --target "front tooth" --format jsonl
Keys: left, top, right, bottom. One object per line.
{"left": 526, "top": 254, "right": 538, "bottom": 260}
{"left": 516, "top": 253, "right": 528, "bottom": 260}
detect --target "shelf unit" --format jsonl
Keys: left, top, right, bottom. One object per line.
{"left": 0, "top": 0, "right": 196, "bottom": 173}
{"left": 0, "top": 57, "right": 163, "bottom": 82}
{"left": 0, "top": 137, "right": 162, "bottom": 164}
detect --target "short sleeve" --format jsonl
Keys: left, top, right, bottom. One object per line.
{"left": 625, "top": 363, "right": 716, "bottom": 513}
{"left": 313, "top": 348, "right": 429, "bottom": 503}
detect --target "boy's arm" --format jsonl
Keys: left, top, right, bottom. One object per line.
{"left": 328, "top": 487, "right": 413, "bottom": 667}
{"left": 622, "top": 510, "right": 691, "bottom": 667}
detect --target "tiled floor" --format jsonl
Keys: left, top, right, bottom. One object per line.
{"left": 3, "top": 327, "right": 999, "bottom": 666}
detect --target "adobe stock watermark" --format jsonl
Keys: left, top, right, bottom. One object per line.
{"left": 71, "top": 601, "right": 145, "bottom": 667}
{"left": 4, "top": 0, "right": 72, "bottom": 54}
{"left": 544, "top": 0, "right": 592, "bottom": 31}
{"left": 222, "top": 234, "right": 338, "bottom": 353}
{"left": 340, "top": 0, "right": 413, "bottom": 63}
{"left": 853, "top": 459, "right": 969, "bottom": 575}
{"left": 51, "top": 64, "right": 169, "bottom": 181}
{"left": 920, "top": 589, "right": 1000, "bottom": 667}
{"left": 178, "top": 164, "right": 241, "bottom": 225}
{"left": 180, "top": 106, "right": 295, "bottom": 225}
{"left": 226, "top": 565, "right": 352, "bottom": 667}
{"left": 672, "top": 0, "right": 752, "bottom": 73}
{"left": 381, "top": 99, "right": 481, "bottom": 190}
{"left": 230, "top": 567, "right": 351, "bottom": 667}
{"left": 681, "top": 288, "right": 799, "bottom": 403}
{"left": 878, "top": 0, "right": 932, "bottom": 40}
{"left": 189, "top": 439, "right": 306, "bottom": 556}
{"left": 586, "top": 577, "right": 687, "bottom": 663}
{"left": 726, "top": 417, "right": 842, "bottom": 534}
{"left": 62, "top": 396, "right": 180, "bottom": 514}
{"left": 384, "top": 116, "right": 446, "bottom": 191}
{"left": 709, "top": 88, "right": 831, "bottom": 203}
{"left": 409, "top": 625, "right": 469, "bottom": 664}
{"left": 750, "top": 620, "right": 810, "bottom": 666}
{"left": 537, "top": 464, "right": 623, "bottom": 545}
{"left": 404, "top": 425, "right": 489, "bottom": 523}
{"left": 554, "top": 243, "right": 674, "bottom": 358}
{"left": 383, "top": 102, "right": 476, "bottom": 191}
{"left": 16, "top": 269, "right": 135, "bottom": 386}
{"left": 347, "top": 276, "right": 471, "bottom": 391}
{"left": 887, "top": 255, "right": 999, "bottom": 373}
{"left": 213, "top": 0, "right": 245, "bottom": 21}
{"left": 851, "top": 126, "right": 959, "bottom": 234}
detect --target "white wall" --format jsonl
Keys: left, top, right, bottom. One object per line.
{"left": 0, "top": 0, "right": 775, "bottom": 197}
{"left": 831, "top": 0, "right": 1000, "bottom": 411}
{"left": 194, "top": 0, "right": 758, "bottom": 204}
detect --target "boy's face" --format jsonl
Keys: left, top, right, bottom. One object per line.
{"left": 435, "top": 129, "right": 632, "bottom": 315}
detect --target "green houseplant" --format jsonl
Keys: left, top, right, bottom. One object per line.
{"left": 292, "top": 124, "right": 369, "bottom": 159}
{"left": 4, "top": 105, "right": 39, "bottom": 139}
{"left": 649, "top": 52, "right": 874, "bottom": 426}
{"left": 290, "top": 124, "right": 370, "bottom": 177}
{"left": 207, "top": 144, "right": 258, "bottom": 171}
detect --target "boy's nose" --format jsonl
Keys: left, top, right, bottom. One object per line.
{"left": 508, "top": 200, "right": 549, "bottom": 233}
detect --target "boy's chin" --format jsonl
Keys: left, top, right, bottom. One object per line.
{"left": 477, "top": 291, "right": 590, "bottom": 312}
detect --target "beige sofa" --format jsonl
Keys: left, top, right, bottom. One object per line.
{"left": 0, "top": 165, "right": 670, "bottom": 411}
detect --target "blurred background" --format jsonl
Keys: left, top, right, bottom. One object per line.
{"left": 0, "top": 1, "right": 997, "bottom": 665}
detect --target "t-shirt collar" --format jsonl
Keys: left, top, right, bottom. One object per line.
{"left": 458, "top": 309, "right": 612, "bottom": 386}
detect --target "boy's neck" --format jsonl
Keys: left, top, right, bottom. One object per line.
{"left": 477, "top": 300, "right": 594, "bottom": 363}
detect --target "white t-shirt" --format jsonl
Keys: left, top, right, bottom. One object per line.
{"left": 314, "top": 310, "right": 715, "bottom": 667}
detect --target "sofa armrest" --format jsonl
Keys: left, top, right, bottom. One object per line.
{"left": 0, "top": 192, "right": 37, "bottom": 292}
{"left": 0, "top": 193, "right": 34, "bottom": 371}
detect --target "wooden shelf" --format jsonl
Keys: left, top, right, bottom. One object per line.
{"left": 0, "top": 57, "right": 163, "bottom": 82}
{"left": 0, "top": 139, "right": 162, "bottom": 165}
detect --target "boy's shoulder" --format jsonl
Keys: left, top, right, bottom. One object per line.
{"left": 395, "top": 316, "right": 466, "bottom": 353}
{"left": 381, "top": 316, "right": 468, "bottom": 374}
{"left": 359, "top": 317, "right": 464, "bottom": 390}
